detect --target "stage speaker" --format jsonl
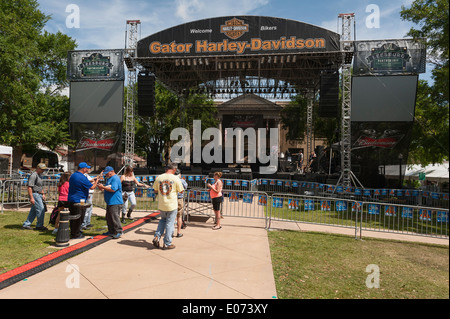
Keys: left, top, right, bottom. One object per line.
{"left": 319, "top": 71, "right": 339, "bottom": 118}
{"left": 138, "top": 72, "right": 155, "bottom": 117}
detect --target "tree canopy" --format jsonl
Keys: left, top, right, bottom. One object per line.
{"left": 0, "top": 0, "right": 77, "bottom": 152}
{"left": 401, "top": 0, "right": 449, "bottom": 165}
{"left": 134, "top": 82, "right": 219, "bottom": 167}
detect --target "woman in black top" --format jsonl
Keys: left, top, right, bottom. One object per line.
{"left": 120, "top": 166, "right": 149, "bottom": 222}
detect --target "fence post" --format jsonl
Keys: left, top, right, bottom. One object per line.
{"left": 354, "top": 200, "right": 358, "bottom": 240}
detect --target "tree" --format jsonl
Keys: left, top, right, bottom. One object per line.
{"left": 0, "top": 0, "right": 77, "bottom": 162}
{"left": 134, "top": 82, "right": 219, "bottom": 167}
{"left": 281, "top": 94, "right": 339, "bottom": 147}
{"left": 401, "top": 0, "right": 449, "bottom": 164}
{"left": 409, "top": 80, "right": 449, "bottom": 164}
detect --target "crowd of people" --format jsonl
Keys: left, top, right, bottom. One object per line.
{"left": 21, "top": 161, "right": 224, "bottom": 250}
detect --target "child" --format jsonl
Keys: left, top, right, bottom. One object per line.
{"left": 53, "top": 171, "right": 71, "bottom": 234}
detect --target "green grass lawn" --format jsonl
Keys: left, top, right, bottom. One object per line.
{"left": 268, "top": 198, "right": 449, "bottom": 237}
{"left": 268, "top": 230, "right": 449, "bottom": 299}
{"left": 1, "top": 210, "right": 448, "bottom": 299}
{"left": 0, "top": 210, "right": 134, "bottom": 274}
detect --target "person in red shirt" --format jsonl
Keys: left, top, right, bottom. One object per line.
{"left": 207, "top": 172, "right": 223, "bottom": 230}
{"left": 52, "top": 171, "right": 71, "bottom": 234}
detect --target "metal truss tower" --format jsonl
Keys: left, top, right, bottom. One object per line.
{"left": 337, "top": 13, "right": 361, "bottom": 187}
{"left": 123, "top": 20, "right": 141, "bottom": 166}
{"left": 306, "top": 91, "right": 315, "bottom": 166}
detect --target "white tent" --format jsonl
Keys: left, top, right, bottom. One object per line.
{"left": 383, "top": 161, "right": 449, "bottom": 191}
{"left": 0, "top": 145, "right": 13, "bottom": 176}
{"left": 404, "top": 162, "right": 449, "bottom": 183}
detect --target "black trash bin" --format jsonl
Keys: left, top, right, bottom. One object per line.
{"left": 55, "top": 202, "right": 91, "bottom": 246}
{"left": 55, "top": 209, "right": 70, "bottom": 247}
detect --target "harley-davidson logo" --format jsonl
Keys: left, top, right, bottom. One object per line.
{"left": 220, "top": 18, "right": 249, "bottom": 40}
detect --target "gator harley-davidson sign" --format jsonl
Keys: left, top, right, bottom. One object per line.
{"left": 137, "top": 16, "right": 340, "bottom": 57}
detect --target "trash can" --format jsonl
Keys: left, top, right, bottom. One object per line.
{"left": 55, "top": 209, "right": 70, "bottom": 247}
{"left": 55, "top": 203, "right": 91, "bottom": 246}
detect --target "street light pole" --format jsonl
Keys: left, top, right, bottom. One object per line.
{"left": 398, "top": 153, "right": 403, "bottom": 189}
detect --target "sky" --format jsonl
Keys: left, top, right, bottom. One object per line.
{"left": 36, "top": 0, "right": 432, "bottom": 81}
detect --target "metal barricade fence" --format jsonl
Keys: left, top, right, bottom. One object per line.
{"left": 267, "top": 193, "right": 449, "bottom": 239}
{"left": 359, "top": 201, "right": 449, "bottom": 239}
{"left": 269, "top": 193, "right": 360, "bottom": 237}
{"left": 2, "top": 175, "right": 448, "bottom": 240}
{"left": 183, "top": 188, "right": 270, "bottom": 228}
{"left": 1, "top": 178, "right": 60, "bottom": 213}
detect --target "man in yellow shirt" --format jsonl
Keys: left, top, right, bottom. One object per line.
{"left": 152, "top": 163, "right": 184, "bottom": 250}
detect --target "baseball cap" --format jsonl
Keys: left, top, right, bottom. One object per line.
{"left": 78, "top": 162, "right": 91, "bottom": 169}
{"left": 103, "top": 166, "right": 114, "bottom": 175}
{"left": 37, "top": 163, "right": 47, "bottom": 170}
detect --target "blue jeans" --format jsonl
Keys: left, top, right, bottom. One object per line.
{"left": 81, "top": 193, "right": 93, "bottom": 228}
{"left": 122, "top": 191, "right": 136, "bottom": 216}
{"left": 23, "top": 193, "right": 45, "bottom": 228}
{"left": 155, "top": 209, "right": 177, "bottom": 246}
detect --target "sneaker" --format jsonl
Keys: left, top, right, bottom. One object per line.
{"left": 52, "top": 228, "right": 58, "bottom": 235}
{"left": 162, "top": 244, "right": 176, "bottom": 250}
{"left": 71, "top": 233, "right": 85, "bottom": 239}
{"left": 152, "top": 237, "right": 160, "bottom": 248}
{"left": 35, "top": 226, "right": 48, "bottom": 231}
{"left": 22, "top": 225, "right": 33, "bottom": 230}
{"left": 112, "top": 232, "right": 122, "bottom": 239}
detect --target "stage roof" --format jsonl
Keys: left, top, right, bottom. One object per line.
{"left": 131, "top": 16, "right": 345, "bottom": 99}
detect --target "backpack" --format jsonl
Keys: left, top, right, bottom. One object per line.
{"left": 49, "top": 207, "right": 59, "bottom": 226}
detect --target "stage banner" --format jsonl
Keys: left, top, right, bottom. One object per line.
{"left": 336, "top": 200, "right": 347, "bottom": 211}
{"left": 229, "top": 192, "right": 239, "bottom": 202}
{"left": 321, "top": 200, "right": 331, "bottom": 211}
{"left": 69, "top": 123, "right": 123, "bottom": 171}
{"left": 384, "top": 205, "right": 397, "bottom": 217}
{"left": 67, "top": 49, "right": 125, "bottom": 81}
{"left": 368, "top": 204, "right": 380, "bottom": 215}
{"left": 304, "top": 200, "right": 315, "bottom": 211}
{"left": 71, "top": 123, "right": 122, "bottom": 152}
{"left": 419, "top": 209, "right": 432, "bottom": 221}
{"left": 272, "top": 197, "right": 283, "bottom": 208}
{"left": 437, "top": 211, "right": 448, "bottom": 223}
{"left": 258, "top": 195, "right": 267, "bottom": 206}
{"left": 401, "top": 207, "right": 413, "bottom": 219}
{"left": 138, "top": 16, "right": 340, "bottom": 57}
{"left": 353, "top": 39, "right": 426, "bottom": 75}
{"left": 243, "top": 193, "right": 253, "bottom": 204}
{"left": 288, "top": 199, "right": 300, "bottom": 210}
{"left": 147, "top": 188, "right": 156, "bottom": 199}
{"left": 351, "top": 122, "right": 414, "bottom": 166}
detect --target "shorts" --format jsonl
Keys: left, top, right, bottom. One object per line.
{"left": 177, "top": 198, "right": 184, "bottom": 217}
{"left": 212, "top": 196, "right": 223, "bottom": 211}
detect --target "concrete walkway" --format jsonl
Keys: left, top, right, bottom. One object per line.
{"left": 0, "top": 208, "right": 278, "bottom": 299}
{"left": 0, "top": 207, "right": 447, "bottom": 299}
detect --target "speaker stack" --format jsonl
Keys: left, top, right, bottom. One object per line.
{"left": 318, "top": 71, "right": 339, "bottom": 118}
{"left": 137, "top": 72, "right": 156, "bottom": 117}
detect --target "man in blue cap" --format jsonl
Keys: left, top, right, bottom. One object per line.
{"left": 97, "top": 166, "right": 123, "bottom": 239}
{"left": 68, "top": 162, "right": 102, "bottom": 239}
